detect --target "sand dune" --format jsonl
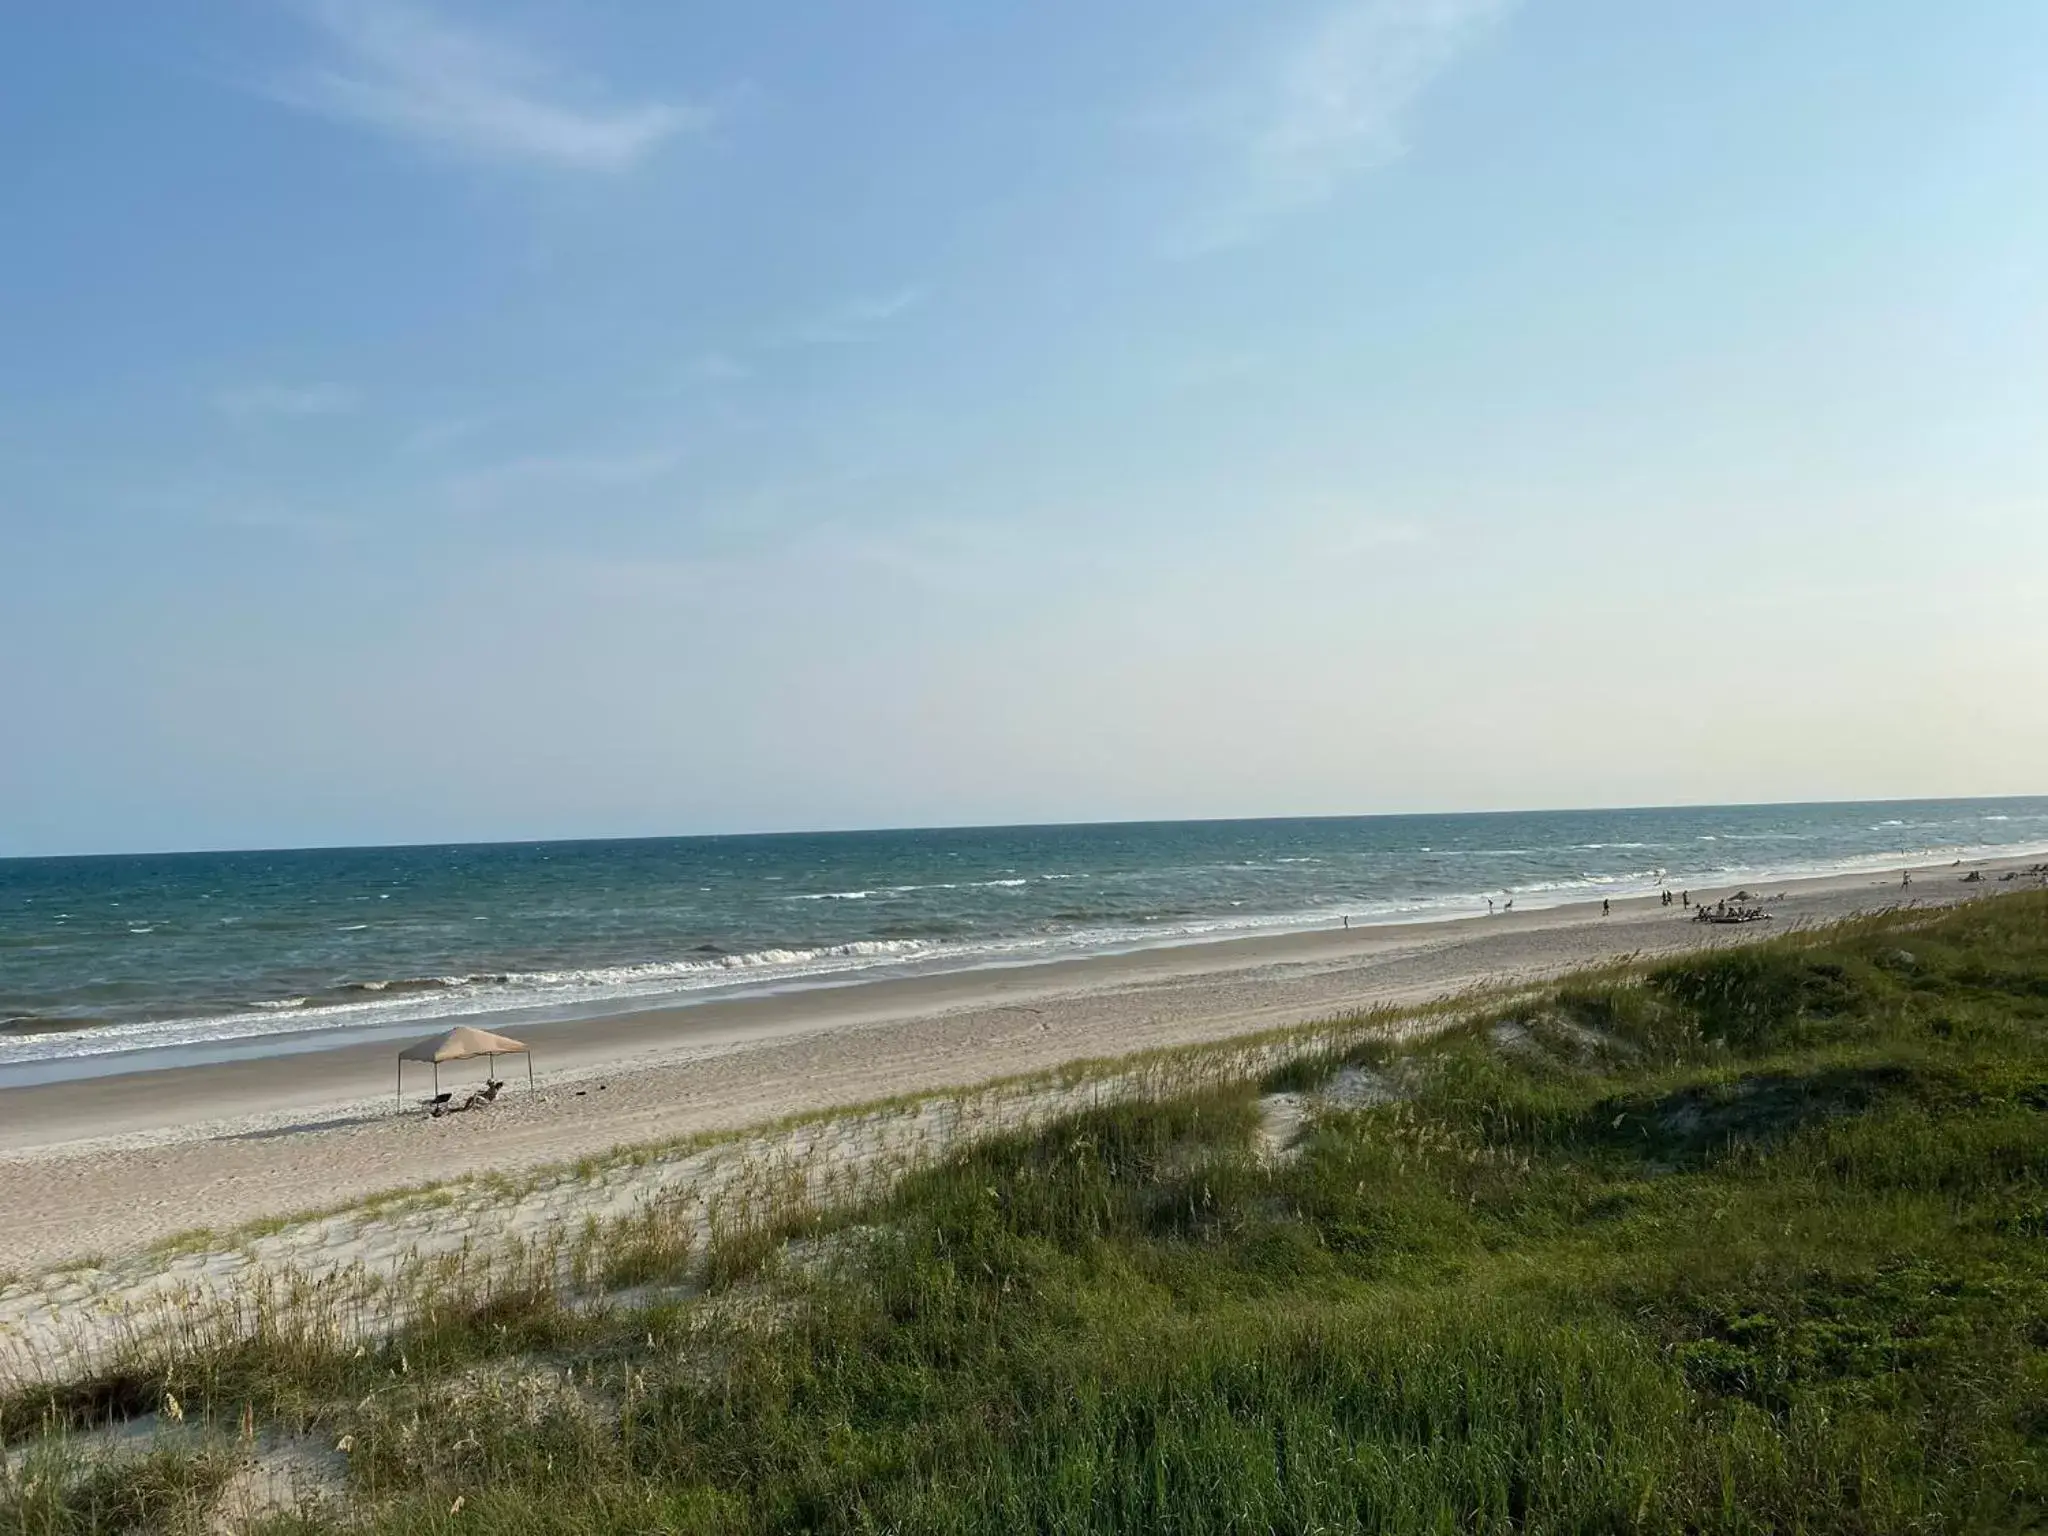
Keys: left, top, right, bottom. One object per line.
{"left": 1, "top": 857, "right": 2032, "bottom": 1280}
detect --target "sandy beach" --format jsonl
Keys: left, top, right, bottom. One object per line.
{"left": 0, "top": 854, "right": 2038, "bottom": 1276}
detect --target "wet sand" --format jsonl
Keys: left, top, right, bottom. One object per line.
{"left": 0, "top": 855, "right": 2036, "bottom": 1273}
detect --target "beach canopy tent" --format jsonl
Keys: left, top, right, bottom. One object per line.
{"left": 397, "top": 1025, "right": 533, "bottom": 1104}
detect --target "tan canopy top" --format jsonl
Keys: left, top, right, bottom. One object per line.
{"left": 398, "top": 1026, "right": 530, "bottom": 1064}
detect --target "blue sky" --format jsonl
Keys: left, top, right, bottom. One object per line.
{"left": 4, "top": 1, "right": 2046, "bottom": 855}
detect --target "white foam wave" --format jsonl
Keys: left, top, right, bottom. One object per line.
{"left": 10, "top": 828, "right": 2048, "bottom": 1074}
{"left": 792, "top": 876, "right": 1040, "bottom": 900}
{"left": 0, "top": 939, "right": 941, "bottom": 1066}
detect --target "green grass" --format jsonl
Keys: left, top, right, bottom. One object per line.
{"left": 6, "top": 893, "right": 2048, "bottom": 1532}
{"left": 1, "top": 1442, "right": 236, "bottom": 1534}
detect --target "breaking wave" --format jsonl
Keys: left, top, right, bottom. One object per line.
{"left": 7, "top": 798, "right": 2047, "bottom": 1075}
{"left": 0, "top": 940, "right": 944, "bottom": 1066}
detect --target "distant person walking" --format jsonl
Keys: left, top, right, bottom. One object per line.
{"left": 1602, "top": 898, "right": 1611, "bottom": 917}
{"left": 1681, "top": 891, "right": 1690, "bottom": 909}
{"left": 1487, "top": 898, "right": 1496, "bottom": 915}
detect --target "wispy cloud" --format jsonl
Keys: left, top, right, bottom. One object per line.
{"left": 1169, "top": 0, "right": 1515, "bottom": 250}
{"left": 210, "top": 505, "right": 358, "bottom": 540}
{"left": 772, "top": 287, "right": 925, "bottom": 348}
{"left": 443, "top": 446, "right": 686, "bottom": 509}
{"left": 1329, "top": 519, "right": 1428, "bottom": 555}
{"left": 211, "top": 382, "right": 359, "bottom": 420}
{"left": 679, "top": 350, "right": 750, "bottom": 384}
{"left": 267, "top": 0, "right": 711, "bottom": 171}
{"left": 401, "top": 412, "right": 494, "bottom": 456}
{"left": 1237, "top": 496, "right": 1432, "bottom": 562}
{"left": 1159, "top": 350, "right": 1264, "bottom": 393}
{"left": 124, "top": 480, "right": 360, "bottom": 540}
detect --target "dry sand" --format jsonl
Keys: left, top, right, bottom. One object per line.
{"left": 0, "top": 855, "right": 2038, "bottom": 1391}
{"left": 0, "top": 856, "right": 2037, "bottom": 1277}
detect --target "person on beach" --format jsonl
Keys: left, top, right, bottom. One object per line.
{"left": 1487, "top": 898, "right": 1495, "bottom": 915}
{"left": 1682, "top": 890, "right": 1690, "bottom": 908}
{"left": 1902, "top": 870, "right": 1912, "bottom": 888}
{"left": 1602, "top": 899, "right": 1611, "bottom": 917}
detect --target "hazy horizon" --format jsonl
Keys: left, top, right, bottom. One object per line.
{"left": 7, "top": 791, "right": 2046, "bottom": 864}
{"left": 6, "top": 3, "right": 2045, "bottom": 859}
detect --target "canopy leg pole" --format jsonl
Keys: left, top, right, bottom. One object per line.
{"left": 527, "top": 1055, "right": 533, "bottom": 1091}
{"left": 396, "top": 1059, "right": 402, "bottom": 1109}
{"left": 434, "top": 1063, "right": 439, "bottom": 1096}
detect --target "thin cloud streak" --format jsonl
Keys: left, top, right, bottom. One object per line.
{"left": 268, "top": 0, "right": 710, "bottom": 171}
{"left": 680, "top": 351, "right": 750, "bottom": 383}
{"left": 210, "top": 505, "right": 358, "bottom": 540}
{"left": 772, "top": 287, "right": 925, "bottom": 348}
{"left": 442, "top": 447, "right": 687, "bottom": 509}
{"left": 1330, "top": 519, "right": 1428, "bottom": 555}
{"left": 1172, "top": 0, "right": 1516, "bottom": 251}
{"left": 211, "top": 382, "right": 359, "bottom": 420}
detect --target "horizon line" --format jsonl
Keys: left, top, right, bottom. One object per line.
{"left": 5, "top": 791, "right": 2043, "bottom": 864}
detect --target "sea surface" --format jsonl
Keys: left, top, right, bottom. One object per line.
{"left": 4, "top": 798, "right": 2045, "bottom": 1081}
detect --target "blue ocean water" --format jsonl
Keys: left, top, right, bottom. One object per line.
{"left": 3, "top": 798, "right": 2045, "bottom": 1075}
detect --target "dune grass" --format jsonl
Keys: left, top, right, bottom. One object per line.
{"left": 5, "top": 892, "right": 2048, "bottom": 1532}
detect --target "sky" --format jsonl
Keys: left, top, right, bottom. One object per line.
{"left": 3, "top": 1, "right": 2046, "bottom": 857}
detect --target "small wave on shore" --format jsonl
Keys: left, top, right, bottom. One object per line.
{"left": 5, "top": 799, "right": 2046, "bottom": 1075}
{"left": 1, "top": 1013, "right": 113, "bottom": 1037}
{"left": 0, "top": 939, "right": 949, "bottom": 1067}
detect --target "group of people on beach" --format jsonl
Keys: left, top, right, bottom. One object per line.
{"left": 1597, "top": 886, "right": 1781, "bottom": 922}
{"left": 1693, "top": 897, "right": 1769, "bottom": 924}
{"left": 1489, "top": 888, "right": 1689, "bottom": 918}
{"left": 1453, "top": 857, "right": 2035, "bottom": 930}
{"left": 1477, "top": 873, "right": 1935, "bottom": 923}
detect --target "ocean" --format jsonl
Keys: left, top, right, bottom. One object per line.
{"left": 4, "top": 797, "right": 2045, "bottom": 1081}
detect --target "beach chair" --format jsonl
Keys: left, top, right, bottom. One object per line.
{"left": 454, "top": 1081, "right": 505, "bottom": 1113}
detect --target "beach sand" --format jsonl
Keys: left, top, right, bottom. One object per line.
{"left": 0, "top": 854, "right": 2038, "bottom": 1276}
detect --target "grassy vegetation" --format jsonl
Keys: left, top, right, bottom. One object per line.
{"left": 6, "top": 892, "right": 2048, "bottom": 1532}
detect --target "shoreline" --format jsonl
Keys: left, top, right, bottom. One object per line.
{"left": 1, "top": 853, "right": 2040, "bottom": 1273}
{"left": 11, "top": 836, "right": 2048, "bottom": 1087}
